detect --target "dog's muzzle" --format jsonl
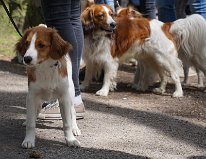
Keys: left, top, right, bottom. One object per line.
{"left": 23, "top": 56, "right": 32, "bottom": 65}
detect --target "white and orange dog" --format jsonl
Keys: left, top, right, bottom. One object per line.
{"left": 81, "top": 2, "right": 118, "bottom": 96}
{"left": 135, "top": 14, "right": 206, "bottom": 91}
{"left": 81, "top": 4, "right": 183, "bottom": 97}
{"left": 15, "top": 25, "right": 81, "bottom": 148}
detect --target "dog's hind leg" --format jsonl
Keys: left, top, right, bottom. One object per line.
{"left": 196, "top": 68, "right": 204, "bottom": 87}
{"left": 152, "top": 47, "right": 183, "bottom": 97}
{"left": 153, "top": 71, "right": 167, "bottom": 94}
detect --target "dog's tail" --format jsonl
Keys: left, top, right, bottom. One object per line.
{"left": 170, "top": 14, "right": 206, "bottom": 58}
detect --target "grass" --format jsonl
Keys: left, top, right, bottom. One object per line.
{"left": 0, "top": 5, "right": 21, "bottom": 58}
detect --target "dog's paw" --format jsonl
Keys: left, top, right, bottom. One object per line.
{"left": 96, "top": 89, "right": 109, "bottom": 96}
{"left": 172, "top": 91, "right": 183, "bottom": 98}
{"left": 22, "top": 139, "right": 35, "bottom": 149}
{"left": 109, "top": 82, "right": 117, "bottom": 91}
{"left": 72, "top": 128, "right": 81, "bottom": 136}
{"left": 65, "top": 138, "right": 80, "bottom": 147}
{"left": 152, "top": 88, "right": 165, "bottom": 94}
{"left": 197, "top": 83, "right": 204, "bottom": 88}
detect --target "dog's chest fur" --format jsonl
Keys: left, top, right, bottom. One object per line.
{"left": 84, "top": 33, "right": 112, "bottom": 62}
{"left": 28, "top": 58, "right": 67, "bottom": 94}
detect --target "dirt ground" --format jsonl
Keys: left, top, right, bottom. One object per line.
{"left": 0, "top": 56, "right": 206, "bottom": 159}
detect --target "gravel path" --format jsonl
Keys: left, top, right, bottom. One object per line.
{"left": 0, "top": 57, "right": 206, "bottom": 159}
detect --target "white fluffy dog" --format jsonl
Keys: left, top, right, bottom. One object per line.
{"left": 169, "top": 14, "right": 206, "bottom": 86}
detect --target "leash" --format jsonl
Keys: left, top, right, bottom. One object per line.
{"left": 0, "top": 0, "right": 23, "bottom": 37}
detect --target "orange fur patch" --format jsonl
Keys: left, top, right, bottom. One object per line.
{"left": 58, "top": 58, "right": 68, "bottom": 78}
{"left": 117, "top": 7, "right": 142, "bottom": 18}
{"left": 162, "top": 22, "right": 177, "bottom": 48}
{"left": 112, "top": 17, "right": 150, "bottom": 58}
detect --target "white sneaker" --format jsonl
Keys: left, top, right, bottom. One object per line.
{"left": 38, "top": 100, "right": 85, "bottom": 120}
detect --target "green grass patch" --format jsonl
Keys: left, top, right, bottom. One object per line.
{"left": 0, "top": 5, "right": 22, "bottom": 58}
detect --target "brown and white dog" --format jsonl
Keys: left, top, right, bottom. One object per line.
{"left": 80, "top": 2, "right": 118, "bottom": 96}
{"left": 81, "top": 4, "right": 183, "bottom": 97}
{"left": 137, "top": 14, "right": 206, "bottom": 90}
{"left": 15, "top": 25, "right": 81, "bottom": 148}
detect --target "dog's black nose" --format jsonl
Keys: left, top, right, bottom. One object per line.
{"left": 24, "top": 56, "right": 32, "bottom": 64}
{"left": 110, "top": 22, "right": 116, "bottom": 29}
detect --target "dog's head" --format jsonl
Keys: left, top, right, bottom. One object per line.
{"left": 15, "top": 25, "right": 71, "bottom": 66}
{"left": 81, "top": 2, "right": 116, "bottom": 33}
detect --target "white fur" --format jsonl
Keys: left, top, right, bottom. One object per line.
{"left": 170, "top": 14, "right": 206, "bottom": 86}
{"left": 82, "top": 17, "right": 183, "bottom": 97}
{"left": 103, "top": 6, "right": 115, "bottom": 25}
{"left": 22, "top": 34, "right": 80, "bottom": 148}
{"left": 24, "top": 33, "right": 38, "bottom": 65}
{"left": 81, "top": 31, "right": 118, "bottom": 96}
{"left": 127, "top": 19, "right": 183, "bottom": 97}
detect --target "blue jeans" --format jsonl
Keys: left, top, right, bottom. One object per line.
{"left": 95, "top": 0, "right": 115, "bottom": 11}
{"left": 41, "top": 0, "right": 84, "bottom": 96}
{"left": 156, "top": 0, "right": 176, "bottom": 22}
{"left": 175, "top": 0, "right": 189, "bottom": 19}
{"left": 129, "top": 0, "right": 156, "bottom": 19}
{"left": 140, "top": 0, "right": 156, "bottom": 19}
{"left": 190, "top": 0, "right": 206, "bottom": 19}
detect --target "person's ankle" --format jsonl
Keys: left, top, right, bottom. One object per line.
{"left": 74, "top": 95, "right": 83, "bottom": 107}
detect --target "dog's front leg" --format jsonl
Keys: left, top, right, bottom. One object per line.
{"left": 80, "top": 63, "right": 93, "bottom": 91}
{"left": 22, "top": 93, "right": 38, "bottom": 148}
{"left": 96, "top": 62, "right": 118, "bottom": 96}
{"left": 59, "top": 92, "right": 80, "bottom": 147}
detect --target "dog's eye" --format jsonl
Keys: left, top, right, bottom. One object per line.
{"left": 25, "top": 41, "right": 30, "bottom": 47}
{"left": 38, "top": 43, "right": 45, "bottom": 48}
{"left": 98, "top": 14, "right": 104, "bottom": 19}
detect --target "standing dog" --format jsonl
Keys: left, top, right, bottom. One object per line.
{"left": 81, "top": 2, "right": 118, "bottom": 96}
{"left": 168, "top": 14, "right": 206, "bottom": 87}
{"left": 81, "top": 5, "right": 183, "bottom": 97}
{"left": 15, "top": 25, "right": 81, "bottom": 148}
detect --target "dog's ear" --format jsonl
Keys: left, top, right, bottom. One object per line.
{"left": 50, "top": 29, "right": 72, "bottom": 60}
{"left": 81, "top": 7, "right": 95, "bottom": 32}
{"left": 15, "top": 28, "right": 32, "bottom": 57}
{"left": 85, "top": 0, "right": 95, "bottom": 8}
{"left": 127, "top": 6, "right": 142, "bottom": 18}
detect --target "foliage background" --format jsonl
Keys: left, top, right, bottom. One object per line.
{"left": 0, "top": 0, "right": 43, "bottom": 58}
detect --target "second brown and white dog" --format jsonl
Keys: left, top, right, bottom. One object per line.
{"left": 81, "top": 4, "right": 183, "bottom": 97}
{"left": 135, "top": 14, "right": 206, "bottom": 91}
{"left": 80, "top": 2, "right": 118, "bottom": 96}
{"left": 15, "top": 25, "right": 81, "bottom": 148}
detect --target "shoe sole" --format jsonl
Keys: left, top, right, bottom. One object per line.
{"left": 38, "top": 113, "right": 84, "bottom": 120}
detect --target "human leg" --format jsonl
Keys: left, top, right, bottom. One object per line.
{"left": 41, "top": 0, "right": 85, "bottom": 118}
{"left": 95, "top": 0, "right": 115, "bottom": 11}
{"left": 190, "top": 0, "right": 206, "bottom": 19}
{"left": 156, "top": 0, "right": 176, "bottom": 22}
{"left": 175, "top": 0, "right": 189, "bottom": 19}
{"left": 139, "top": 0, "right": 156, "bottom": 19}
